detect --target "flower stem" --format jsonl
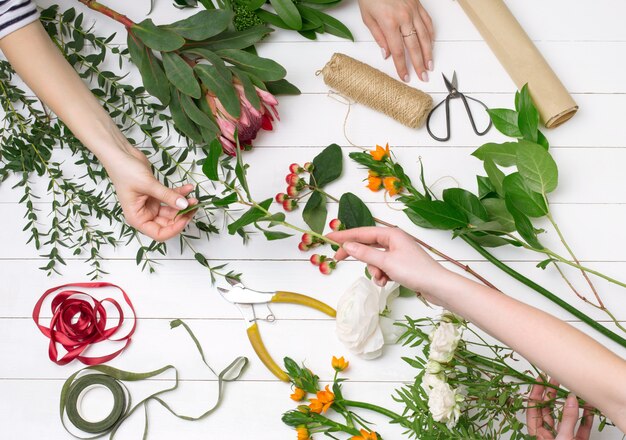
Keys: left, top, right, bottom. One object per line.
{"left": 461, "top": 235, "right": 626, "bottom": 348}
{"left": 76, "top": 0, "right": 135, "bottom": 28}
{"left": 546, "top": 212, "right": 603, "bottom": 307}
{"left": 343, "top": 400, "right": 405, "bottom": 423}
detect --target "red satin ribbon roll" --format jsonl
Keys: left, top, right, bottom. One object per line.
{"left": 32, "top": 282, "right": 137, "bottom": 365}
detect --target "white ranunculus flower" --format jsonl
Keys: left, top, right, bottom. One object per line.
{"left": 421, "top": 372, "right": 445, "bottom": 394}
{"left": 428, "top": 322, "right": 462, "bottom": 363}
{"left": 427, "top": 380, "right": 463, "bottom": 428}
{"left": 335, "top": 277, "right": 399, "bottom": 359}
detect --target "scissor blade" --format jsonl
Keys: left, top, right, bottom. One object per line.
{"left": 442, "top": 73, "right": 455, "bottom": 93}
{"left": 451, "top": 71, "right": 458, "bottom": 90}
{"left": 219, "top": 285, "right": 275, "bottom": 304}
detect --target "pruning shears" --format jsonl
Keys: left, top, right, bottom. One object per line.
{"left": 218, "top": 281, "right": 336, "bottom": 382}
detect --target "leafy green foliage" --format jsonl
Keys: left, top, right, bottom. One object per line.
{"left": 338, "top": 193, "right": 375, "bottom": 229}
{"left": 302, "top": 191, "right": 327, "bottom": 234}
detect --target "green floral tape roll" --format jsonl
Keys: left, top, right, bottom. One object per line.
{"left": 60, "top": 319, "right": 249, "bottom": 439}
{"left": 65, "top": 374, "right": 128, "bottom": 434}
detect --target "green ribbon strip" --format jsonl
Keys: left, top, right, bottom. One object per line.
{"left": 60, "top": 319, "right": 249, "bottom": 439}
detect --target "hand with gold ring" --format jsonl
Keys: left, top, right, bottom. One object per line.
{"left": 357, "top": 0, "right": 434, "bottom": 82}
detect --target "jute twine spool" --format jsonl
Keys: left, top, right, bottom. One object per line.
{"left": 319, "top": 53, "right": 433, "bottom": 129}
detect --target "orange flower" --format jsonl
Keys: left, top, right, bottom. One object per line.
{"left": 331, "top": 356, "right": 349, "bottom": 372}
{"left": 367, "top": 176, "right": 383, "bottom": 192}
{"left": 351, "top": 429, "right": 378, "bottom": 440}
{"left": 308, "top": 385, "right": 335, "bottom": 414}
{"left": 369, "top": 143, "right": 390, "bottom": 161}
{"left": 296, "top": 426, "right": 311, "bottom": 440}
{"left": 383, "top": 176, "right": 403, "bottom": 196}
{"left": 290, "top": 387, "right": 306, "bottom": 401}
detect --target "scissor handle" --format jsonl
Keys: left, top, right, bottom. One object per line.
{"left": 460, "top": 94, "right": 493, "bottom": 137}
{"left": 246, "top": 322, "right": 290, "bottom": 382}
{"left": 272, "top": 291, "right": 337, "bottom": 317}
{"left": 426, "top": 96, "right": 452, "bottom": 142}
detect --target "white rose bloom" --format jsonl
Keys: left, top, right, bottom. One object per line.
{"left": 425, "top": 360, "right": 443, "bottom": 374}
{"left": 427, "top": 380, "right": 463, "bottom": 428}
{"left": 335, "top": 277, "right": 399, "bottom": 359}
{"left": 428, "top": 322, "right": 462, "bottom": 363}
{"left": 421, "top": 372, "right": 445, "bottom": 394}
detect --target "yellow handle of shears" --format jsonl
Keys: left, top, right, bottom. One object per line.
{"left": 246, "top": 322, "right": 289, "bottom": 382}
{"left": 271, "top": 291, "right": 337, "bottom": 317}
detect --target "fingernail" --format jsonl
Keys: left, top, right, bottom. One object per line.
{"left": 566, "top": 393, "right": 577, "bottom": 407}
{"left": 403, "top": 74, "right": 410, "bottom": 83}
{"left": 428, "top": 60, "right": 434, "bottom": 71}
{"left": 381, "top": 47, "right": 387, "bottom": 59}
{"left": 176, "top": 198, "right": 189, "bottom": 209}
{"left": 343, "top": 242, "right": 357, "bottom": 253}
{"left": 421, "top": 71, "right": 429, "bottom": 82}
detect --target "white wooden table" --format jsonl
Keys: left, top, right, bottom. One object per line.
{"left": 1, "top": 0, "right": 626, "bottom": 438}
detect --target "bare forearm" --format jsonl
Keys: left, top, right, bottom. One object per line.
{"left": 0, "top": 20, "right": 129, "bottom": 168}
{"left": 437, "top": 270, "right": 626, "bottom": 428}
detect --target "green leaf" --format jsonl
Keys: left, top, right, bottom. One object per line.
{"left": 481, "top": 198, "right": 515, "bottom": 232}
{"left": 296, "top": 4, "right": 323, "bottom": 28}
{"left": 506, "top": 198, "right": 543, "bottom": 249}
{"left": 230, "top": 67, "right": 261, "bottom": 110}
{"left": 164, "top": 10, "right": 232, "bottom": 40}
{"left": 486, "top": 108, "right": 522, "bottom": 138}
{"left": 467, "top": 233, "right": 512, "bottom": 248}
{"left": 262, "top": 230, "right": 292, "bottom": 240}
{"left": 214, "top": 193, "right": 237, "bottom": 207}
{"left": 310, "top": 144, "right": 342, "bottom": 187}
{"left": 198, "top": 25, "right": 273, "bottom": 51}
{"left": 162, "top": 52, "right": 201, "bottom": 98}
{"left": 202, "top": 138, "right": 222, "bottom": 181}
{"left": 503, "top": 172, "right": 548, "bottom": 218}
{"left": 405, "top": 200, "right": 467, "bottom": 230}
{"left": 517, "top": 84, "right": 539, "bottom": 142}
{"left": 216, "top": 49, "right": 286, "bottom": 81}
{"left": 313, "top": 9, "right": 353, "bottom": 40}
{"left": 127, "top": 32, "right": 146, "bottom": 68}
{"left": 180, "top": 94, "right": 219, "bottom": 132}
{"left": 234, "top": 147, "right": 250, "bottom": 199}
{"left": 536, "top": 130, "right": 549, "bottom": 150}
{"left": 398, "top": 285, "right": 417, "bottom": 298}
{"left": 131, "top": 19, "right": 185, "bottom": 51}
{"left": 169, "top": 87, "right": 203, "bottom": 142}
{"left": 269, "top": 0, "right": 302, "bottom": 30}
{"left": 442, "top": 188, "right": 488, "bottom": 224}
{"left": 477, "top": 175, "right": 496, "bottom": 199}
{"left": 516, "top": 140, "right": 558, "bottom": 194}
{"left": 483, "top": 158, "right": 505, "bottom": 197}
{"left": 302, "top": 191, "right": 327, "bottom": 234}
{"left": 265, "top": 78, "right": 301, "bottom": 95}
{"left": 338, "top": 193, "right": 375, "bottom": 229}
{"left": 255, "top": 9, "right": 290, "bottom": 29}
{"left": 472, "top": 142, "right": 519, "bottom": 167}
{"left": 195, "top": 64, "right": 241, "bottom": 118}
{"left": 227, "top": 198, "right": 272, "bottom": 234}
{"left": 132, "top": 38, "right": 170, "bottom": 105}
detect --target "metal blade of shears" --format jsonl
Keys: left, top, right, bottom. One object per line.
{"left": 442, "top": 73, "right": 455, "bottom": 93}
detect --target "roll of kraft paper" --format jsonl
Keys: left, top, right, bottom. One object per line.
{"left": 320, "top": 53, "right": 433, "bottom": 129}
{"left": 458, "top": 0, "right": 578, "bottom": 128}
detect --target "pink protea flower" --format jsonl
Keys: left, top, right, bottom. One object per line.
{"left": 206, "top": 82, "right": 279, "bottom": 156}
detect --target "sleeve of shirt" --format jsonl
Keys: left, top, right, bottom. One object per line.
{"left": 0, "top": 0, "right": 39, "bottom": 40}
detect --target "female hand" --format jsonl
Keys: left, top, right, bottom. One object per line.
{"left": 526, "top": 378, "right": 595, "bottom": 440}
{"left": 105, "top": 146, "right": 197, "bottom": 242}
{"left": 327, "top": 226, "right": 448, "bottom": 303}
{"left": 357, "top": 0, "right": 434, "bottom": 82}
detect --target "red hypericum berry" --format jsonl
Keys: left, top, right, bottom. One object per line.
{"left": 283, "top": 199, "right": 297, "bottom": 212}
{"left": 310, "top": 254, "right": 326, "bottom": 266}
{"left": 287, "top": 185, "right": 300, "bottom": 197}
{"left": 298, "top": 242, "right": 310, "bottom": 252}
{"left": 329, "top": 219, "right": 343, "bottom": 231}
{"left": 289, "top": 163, "right": 304, "bottom": 174}
{"left": 286, "top": 173, "right": 300, "bottom": 185}
{"left": 319, "top": 260, "right": 336, "bottom": 275}
{"left": 275, "top": 193, "right": 288, "bottom": 203}
{"left": 301, "top": 233, "right": 314, "bottom": 246}
{"left": 304, "top": 162, "right": 314, "bottom": 172}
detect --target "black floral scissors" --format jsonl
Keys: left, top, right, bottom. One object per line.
{"left": 426, "top": 72, "right": 492, "bottom": 142}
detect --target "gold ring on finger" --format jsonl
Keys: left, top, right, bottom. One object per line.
{"left": 402, "top": 29, "right": 418, "bottom": 38}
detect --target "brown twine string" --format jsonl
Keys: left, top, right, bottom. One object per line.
{"left": 319, "top": 53, "right": 433, "bottom": 129}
